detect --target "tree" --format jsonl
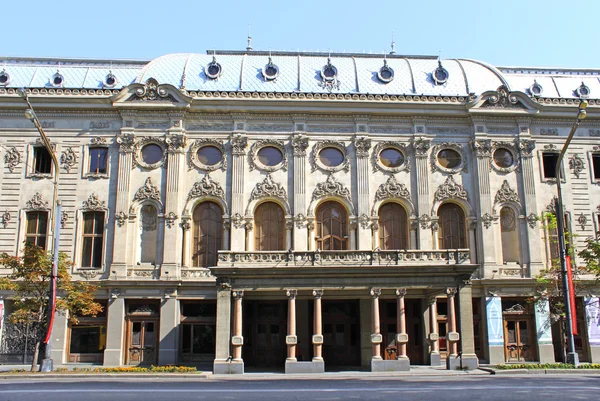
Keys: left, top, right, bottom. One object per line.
{"left": 0, "top": 242, "right": 103, "bottom": 371}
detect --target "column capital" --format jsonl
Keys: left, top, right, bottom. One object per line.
{"left": 370, "top": 288, "right": 382, "bottom": 298}
{"left": 428, "top": 296, "right": 438, "bottom": 305}
{"left": 396, "top": 288, "right": 407, "bottom": 298}
{"left": 286, "top": 289, "right": 298, "bottom": 299}
{"left": 312, "top": 289, "right": 324, "bottom": 299}
{"left": 446, "top": 287, "right": 457, "bottom": 296}
{"left": 233, "top": 290, "right": 245, "bottom": 300}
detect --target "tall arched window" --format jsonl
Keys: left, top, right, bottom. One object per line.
{"left": 438, "top": 203, "right": 466, "bottom": 249}
{"left": 254, "top": 202, "right": 284, "bottom": 251}
{"left": 192, "top": 202, "right": 222, "bottom": 268}
{"left": 316, "top": 201, "right": 347, "bottom": 251}
{"left": 378, "top": 203, "right": 408, "bottom": 250}
{"left": 139, "top": 204, "right": 158, "bottom": 264}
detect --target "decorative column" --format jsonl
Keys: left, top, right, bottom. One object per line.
{"left": 428, "top": 297, "right": 441, "bottom": 366}
{"left": 286, "top": 289, "right": 298, "bottom": 362}
{"left": 396, "top": 288, "right": 409, "bottom": 362}
{"left": 213, "top": 281, "right": 237, "bottom": 374}
{"left": 222, "top": 218, "right": 230, "bottom": 250}
{"left": 292, "top": 134, "right": 309, "bottom": 251}
{"left": 412, "top": 136, "right": 432, "bottom": 249}
{"left": 232, "top": 290, "right": 244, "bottom": 363}
{"left": 370, "top": 288, "right": 382, "bottom": 360}
{"left": 285, "top": 219, "right": 293, "bottom": 250}
{"left": 535, "top": 290, "right": 555, "bottom": 363}
{"left": 455, "top": 283, "right": 479, "bottom": 369}
{"left": 585, "top": 296, "right": 600, "bottom": 363}
{"left": 485, "top": 291, "right": 505, "bottom": 364}
{"left": 244, "top": 220, "right": 253, "bottom": 251}
{"left": 162, "top": 133, "right": 186, "bottom": 279}
{"left": 111, "top": 133, "right": 135, "bottom": 278}
{"left": 349, "top": 219, "right": 358, "bottom": 250}
{"left": 230, "top": 134, "right": 248, "bottom": 251}
{"left": 445, "top": 287, "right": 459, "bottom": 369}
{"left": 104, "top": 289, "right": 126, "bottom": 366}
{"left": 181, "top": 218, "right": 191, "bottom": 267}
{"left": 354, "top": 136, "right": 372, "bottom": 250}
{"left": 312, "top": 289, "right": 324, "bottom": 362}
{"left": 371, "top": 222, "right": 380, "bottom": 250}
{"left": 158, "top": 289, "right": 179, "bottom": 365}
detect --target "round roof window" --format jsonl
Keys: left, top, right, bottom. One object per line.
{"left": 258, "top": 146, "right": 283, "bottom": 167}
{"left": 321, "top": 59, "right": 338, "bottom": 82}
{"left": 205, "top": 58, "right": 223, "bottom": 80}
{"left": 379, "top": 148, "right": 404, "bottom": 168}
{"left": 319, "top": 147, "right": 344, "bottom": 167}
{"left": 141, "top": 144, "right": 163, "bottom": 165}
{"left": 104, "top": 73, "right": 117, "bottom": 88}
{"left": 197, "top": 146, "right": 222, "bottom": 166}
{"left": 432, "top": 62, "right": 449, "bottom": 85}
{"left": 0, "top": 70, "right": 9, "bottom": 86}
{"left": 263, "top": 59, "right": 279, "bottom": 81}
{"left": 437, "top": 149, "right": 461, "bottom": 169}
{"left": 576, "top": 82, "right": 590, "bottom": 98}
{"left": 52, "top": 73, "right": 64, "bottom": 87}
{"left": 530, "top": 81, "right": 543, "bottom": 97}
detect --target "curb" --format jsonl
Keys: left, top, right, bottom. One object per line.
{"left": 0, "top": 373, "right": 212, "bottom": 379}
{"left": 477, "top": 368, "right": 600, "bottom": 375}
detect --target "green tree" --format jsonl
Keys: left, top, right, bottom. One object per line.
{"left": 0, "top": 242, "right": 103, "bottom": 371}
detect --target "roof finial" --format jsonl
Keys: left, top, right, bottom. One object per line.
{"left": 383, "top": 52, "right": 388, "bottom": 66}
{"left": 246, "top": 23, "right": 253, "bottom": 51}
{"left": 212, "top": 49, "right": 217, "bottom": 63}
{"left": 390, "top": 31, "right": 396, "bottom": 55}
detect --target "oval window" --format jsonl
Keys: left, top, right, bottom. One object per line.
{"left": 437, "top": 149, "right": 461, "bottom": 169}
{"left": 257, "top": 146, "right": 283, "bottom": 167}
{"left": 197, "top": 146, "right": 222, "bottom": 166}
{"left": 319, "top": 147, "right": 344, "bottom": 167}
{"left": 379, "top": 148, "right": 404, "bottom": 168}
{"left": 493, "top": 148, "right": 514, "bottom": 168}
{"left": 141, "top": 144, "right": 163, "bottom": 165}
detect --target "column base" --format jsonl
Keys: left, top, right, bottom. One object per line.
{"left": 371, "top": 358, "right": 410, "bottom": 372}
{"left": 446, "top": 353, "right": 478, "bottom": 370}
{"left": 213, "top": 359, "right": 244, "bottom": 374}
{"left": 430, "top": 352, "right": 441, "bottom": 366}
{"left": 109, "top": 263, "right": 127, "bottom": 280}
{"left": 103, "top": 349, "right": 123, "bottom": 366}
{"left": 590, "top": 346, "right": 600, "bottom": 363}
{"left": 285, "top": 360, "right": 325, "bottom": 374}
{"left": 488, "top": 345, "right": 505, "bottom": 365}
{"left": 538, "top": 343, "right": 555, "bottom": 364}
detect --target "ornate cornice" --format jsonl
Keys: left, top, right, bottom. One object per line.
{"left": 127, "top": 78, "right": 177, "bottom": 102}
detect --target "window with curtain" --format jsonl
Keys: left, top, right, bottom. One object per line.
{"left": 316, "top": 201, "right": 347, "bottom": 251}
{"left": 192, "top": 202, "right": 222, "bottom": 268}
{"left": 254, "top": 202, "right": 284, "bottom": 251}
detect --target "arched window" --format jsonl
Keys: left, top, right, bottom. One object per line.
{"left": 500, "top": 207, "right": 520, "bottom": 263}
{"left": 254, "top": 202, "right": 284, "bottom": 251}
{"left": 438, "top": 203, "right": 466, "bottom": 249}
{"left": 139, "top": 204, "right": 158, "bottom": 264}
{"left": 378, "top": 203, "right": 408, "bottom": 250}
{"left": 316, "top": 201, "right": 347, "bottom": 251}
{"left": 192, "top": 202, "right": 222, "bottom": 268}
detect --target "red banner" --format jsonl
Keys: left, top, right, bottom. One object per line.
{"left": 566, "top": 256, "right": 578, "bottom": 335}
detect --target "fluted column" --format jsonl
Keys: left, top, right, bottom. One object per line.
{"left": 412, "top": 136, "right": 432, "bottom": 249}
{"left": 428, "top": 297, "right": 440, "bottom": 366}
{"left": 292, "top": 134, "right": 308, "bottom": 250}
{"left": 232, "top": 290, "right": 244, "bottom": 361}
{"left": 181, "top": 218, "right": 190, "bottom": 267}
{"left": 312, "top": 289, "right": 324, "bottom": 361}
{"left": 286, "top": 289, "right": 298, "bottom": 361}
{"left": 446, "top": 288, "right": 458, "bottom": 358}
{"left": 354, "top": 136, "right": 371, "bottom": 250}
{"left": 371, "top": 288, "right": 382, "bottom": 360}
{"left": 230, "top": 134, "right": 247, "bottom": 251}
{"left": 396, "top": 288, "right": 408, "bottom": 360}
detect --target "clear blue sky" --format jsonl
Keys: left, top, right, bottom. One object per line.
{"left": 3, "top": 0, "right": 598, "bottom": 68}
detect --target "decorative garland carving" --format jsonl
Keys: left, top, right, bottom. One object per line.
{"left": 374, "top": 176, "right": 411, "bottom": 202}
{"left": 231, "top": 134, "right": 248, "bottom": 155}
{"left": 471, "top": 139, "right": 493, "bottom": 158}
{"left": 419, "top": 214, "right": 431, "bottom": 230}
{"left": 133, "top": 177, "right": 161, "bottom": 203}
{"left": 292, "top": 135, "right": 309, "bottom": 156}
{"left": 430, "top": 142, "right": 467, "bottom": 174}
{"left": 115, "top": 211, "right": 128, "bottom": 227}
{"left": 310, "top": 140, "right": 349, "bottom": 173}
{"left": 569, "top": 154, "right": 584, "bottom": 178}
{"left": 165, "top": 212, "right": 178, "bottom": 228}
{"left": 1, "top": 210, "right": 11, "bottom": 228}
{"left": 60, "top": 147, "right": 78, "bottom": 173}
{"left": 61, "top": 210, "right": 68, "bottom": 229}
{"left": 82, "top": 192, "right": 107, "bottom": 211}
{"left": 578, "top": 213, "right": 588, "bottom": 230}
{"left": 482, "top": 85, "right": 526, "bottom": 109}
{"left": 188, "top": 138, "right": 226, "bottom": 171}
{"left": 249, "top": 139, "right": 288, "bottom": 172}
{"left": 187, "top": 175, "right": 225, "bottom": 202}
{"left": 354, "top": 137, "right": 371, "bottom": 158}
{"left": 295, "top": 213, "right": 307, "bottom": 229}
{"left": 232, "top": 213, "right": 244, "bottom": 229}
{"left": 527, "top": 213, "right": 538, "bottom": 229}
{"left": 311, "top": 174, "right": 352, "bottom": 205}
{"left": 481, "top": 212, "right": 498, "bottom": 229}
{"left": 249, "top": 174, "right": 287, "bottom": 202}
{"left": 26, "top": 192, "right": 50, "bottom": 210}
{"left": 132, "top": 136, "right": 167, "bottom": 170}
{"left": 494, "top": 180, "right": 520, "bottom": 206}
{"left": 372, "top": 141, "right": 409, "bottom": 173}
{"left": 434, "top": 175, "right": 468, "bottom": 203}
{"left": 4, "top": 147, "right": 21, "bottom": 172}
{"left": 412, "top": 137, "right": 431, "bottom": 157}
{"left": 359, "top": 213, "right": 370, "bottom": 229}
{"left": 91, "top": 136, "right": 107, "bottom": 145}
{"left": 128, "top": 78, "right": 177, "bottom": 102}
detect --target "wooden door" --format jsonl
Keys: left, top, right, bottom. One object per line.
{"left": 504, "top": 318, "right": 535, "bottom": 362}
{"left": 127, "top": 319, "right": 158, "bottom": 365}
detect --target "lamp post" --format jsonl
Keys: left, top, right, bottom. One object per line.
{"left": 17, "top": 89, "right": 61, "bottom": 372}
{"left": 555, "top": 99, "right": 588, "bottom": 366}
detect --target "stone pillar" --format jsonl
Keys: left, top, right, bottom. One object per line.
{"left": 446, "top": 287, "right": 458, "bottom": 369}
{"left": 285, "top": 219, "right": 293, "bottom": 250}
{"left": 222, "top": 218, "right": 230, "bottom": 250}
{"left": 213, "top": 283, "right": 240, "bottom": 374}
{"left": 396, "top": 288, "right": 409, "bottom": 361}
{"left": 485, "top": 294, "right": 505, "bottom": 364}
{"left": 412, "top": 135, "right": 431, "bottom": 249}
{"left": 453, "top": 284, "right": 479, "bottom": 370}
{"left": 349, "top": 220, "right": 357, "bottom": 250}
{"left": 181, "top": 219, "right": 190, "bottom": 267}
{"left": 584, "top": 296, "right": 600, "bottom": 363}
{"left": 158, "top": 294, "right": 179, "bottom": 365}
{"left": 286, "top": 289, "right": 298, "bottom": 361}
{"left": 232, "top": 290, "right": 244, "bottom": 361}
{"left": 245, "top": 221, "right": 253, "bottom": 251}
{"left": 230, "top": 134, "right": 247, "bottom": 251}
{"left": 354, "top": 136, "right": 371, "bottom": 250}
{"left": 535, "top": 293, "right": 555, "bottom": 363}
{"left": 372, "top": 222, "right": 380, "bottom": 250}
{"left": 312, "top": 289, "right": 324, "bottom": 362}
{"left": 370, "top": 288, "right": 382, "bottom": 360}
{"left": 162, "top": 133, "right": 186, "bottom": 279}
{"left": 49, "top": 310, "right": 68, "bottom": 364}
{"left": 292, "top": 134, "right": 308, "bottom": 251}
{"left": 428, "top": 297, "right": 441, "bottom": 366}
{"left": 104, "top": 292, "right": 125, "bottom": 366}
{"left": 112, "top": 133, "right": 135, "bottom": 278}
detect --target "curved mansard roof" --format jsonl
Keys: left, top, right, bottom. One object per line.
{"left": 0, "top": 51, "right": 598, "bottom": 100}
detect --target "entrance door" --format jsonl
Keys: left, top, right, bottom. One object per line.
{"left": 244, "top": 301, "right": 287, "bottom": 368}
{"left": 321, "top": 301, "right": 360, "bottom": 368}
{"left": 504, "top": 319, "right": 535, "bottom": 362}
{"left": 127, "top": 319, "right": 158, "bottom": 365}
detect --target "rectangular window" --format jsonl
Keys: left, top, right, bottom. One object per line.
{"left": 542, "top": 152, "right": 560, "bottom": 179}
{"left": 592, "top": 154, "right": 600, "bottom": 180}
{"left": 69, "top": 325, "right": 106, "bottom": 354}
{"left": 33, "top": 147, "right": 52, "bottom": 174}
{"left": 81, "top": 212, "right": 104, "bottom": 268}
{"left": 25, "top": 211, "right": 48, "bottom": 248}
{"left": 89, "top": 147, "right": 108, "bottom": 174}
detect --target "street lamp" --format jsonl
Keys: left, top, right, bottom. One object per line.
{"left": 17, "top": 89, "right": 62, "bottom": 372}
{"left": 555, "top": 99, "right": 588, "bottom": 366}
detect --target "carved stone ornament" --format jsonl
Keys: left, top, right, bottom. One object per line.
{"left": 26, "top": 192, "right": 50, "bottom": 211}
{"left": 1, "top": 210, "right": 10, "bottom": 228}
{"left": 431, "top": 219, "right": 439, "bottom": 231}
{"left": 372, "top": 141, "right": 409, "bottom": 173}
{"left": 134, "top": 177, "right": 161, "bottom": 203}
{"left": 165, "top": 212, "right": 178, "bottom": 228}
{"left": 250, "top": 173, "right": 287, "bottom": 202}
{"left": 481, "top": 213, "right": 497, "bottom": 229}
{"left": 374, "top": 175, "right": 411, "bottom": 202}
{"left": 82, "top": 192, "right": 107, "bottom": 211}
{"left": 232, "top": 213, "right": 244, "bottom": 229}
{"left": 354, "top": 137, "right": 372, "bottom": 158}
{"left": 430, "top": 142, "right": 467, "bottom": 174}
{"left": 540, "top": 128, "right": 559, "bottom": 136}
{"left": 471, "top": 139, "right": 493, "bottom": 158}
{"left": 527, "top": 213, "right": 538, "bottom": 229}
{"left": 132, "top": 136, "right": 166, "bottom": 170}
{"left": 165, "top": 134, "right": 187, "bottom": 154}
{"left": 91, "top": 136, "right": 107, "bottom": 145}
{"left": 295, "top": 213, "right": 307, "bottom": 229}
{"left": 434, "top": 175, "right": 469, "bottom": 203}
{"left": 578, "top": 213, "right": 588, "bottom": 230}
{"left": 311, "top": 140, "right": 349, "bottom": 173}
{"left": 61, "top": 210, "right": 68, "bottom": 229}
{"left": 589, "top": 129, "right": 600, "bottom": 137}
{"left": 519, "top": 139, "right": 535, "bottom": 157}
{"left": 546, "top": 197, "right": 558, "bottom": 213}
{"left": 494, "top": 180, "right": 521, "bottom": 207}
{"left": 188, "top": 138, "right": 226, "bottom": 171}
{"left": 482, "top": 85, "right": 526, "bottom": 109}
{"left": 412, "top": 137, "right": 431, "bottom": 157}
{"left": 116, "top": 134, "right": 136, "bottom": 153}
{"left": 292, "top": 135, "right": 309, "bottom": 156}
{"left": 231, "top": 134, "right": 248, "bottom": 155}
{"left": 419, "top": 214, "right": 431, "bottom": 230}
{"left": 128, "top": 78, "right": 177, "bottom": 102}
{"left": 569, "top": 154, "right": 585, "bottom": 178}
{"left": 4, "top": 147, "right": 21, "bottom": 172}
{"left": 187, "top": 175, "right": 225, "bottom": 202}
{"left": 311, "top": 174, "right": 352, "bottom": 205}
{"left": 490, "top": 141, "right": 520, "bottom": 173}
{"left": 249, "top": 139, "right": 288, "bottom": 172}
{"left": 60, "top": 147, "right": 78, "bottom": 173}
{"left": 359, "top": 213, "right": 370, "bottom": 229}
{"left": 180, "top": 217, "right": 191, "bottom": 231}
{"left": 115, "top": 211, "right": 128, "bottom": 227}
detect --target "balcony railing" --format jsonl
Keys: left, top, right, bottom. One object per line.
{"left": 217, "top": 249, "right": 471, "bottom": 267}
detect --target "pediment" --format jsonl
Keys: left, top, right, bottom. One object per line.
{"left": 111, "top": 77, "right": 192, "bottom": 108}
{"left": 469, "top": 85, "right": 541, "bottom": 113}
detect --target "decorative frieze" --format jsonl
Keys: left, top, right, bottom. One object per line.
{"left": 433, "top": 175, "right": 468, "bottom": 203}
{"left": 249, "top": 174, "right": 287, "bottom": 202}
{"left": 540, "top": 128, "right": 559, "bottom": 136}
{"left": 91, "top": 136, "right": 107, "bottom": 145}
{"left": 4, "top": 147, "right": 21, "bottom": 172}
{"left": 134, "top": 177, "right": 161, "bottom": 203}
{"left": 374, "top": 176, "right": 411, "bottom": 202}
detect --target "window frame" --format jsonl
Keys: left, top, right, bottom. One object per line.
{"left": 315, "top": 201, "right": 348, "bottom": 251}
{"left": 24, "top": 210, "right": 49, "bottom": 249}
{"left": 588, "top": 150, "right": 600, "bottom": 183}
{"left": 539, "top": 149, "right": 565, "bottom": 182}
{"left": 378, "top": 202, "right": 409, "bottom": 250}
{"left": 79, "top": 211, "right": 106, "bottom": 269}
{"left": 192, "top": 201, "right": 223, "bottom": 268}
{"left": 437, "top": 203, "right": 467, "bottom": 249}
{"left": 254, "top": 201, "right": 285, "bottom": 251}
{"left": 26, "top": 141, "right": 55, "bottom": 179}
{"left": 83, "top": 139, "right": 110, "bottom": 179}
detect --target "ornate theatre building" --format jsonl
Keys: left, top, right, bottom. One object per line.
{"left": 0, "top": 50, "right": 599, "bottom": 373}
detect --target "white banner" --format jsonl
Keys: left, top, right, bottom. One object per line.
{"left": 0, "top": 299, "right": 4, "bottom": 349}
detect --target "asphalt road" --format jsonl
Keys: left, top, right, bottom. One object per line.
{"left": 0, "top": 375, "right": 599, "bottom": 401}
